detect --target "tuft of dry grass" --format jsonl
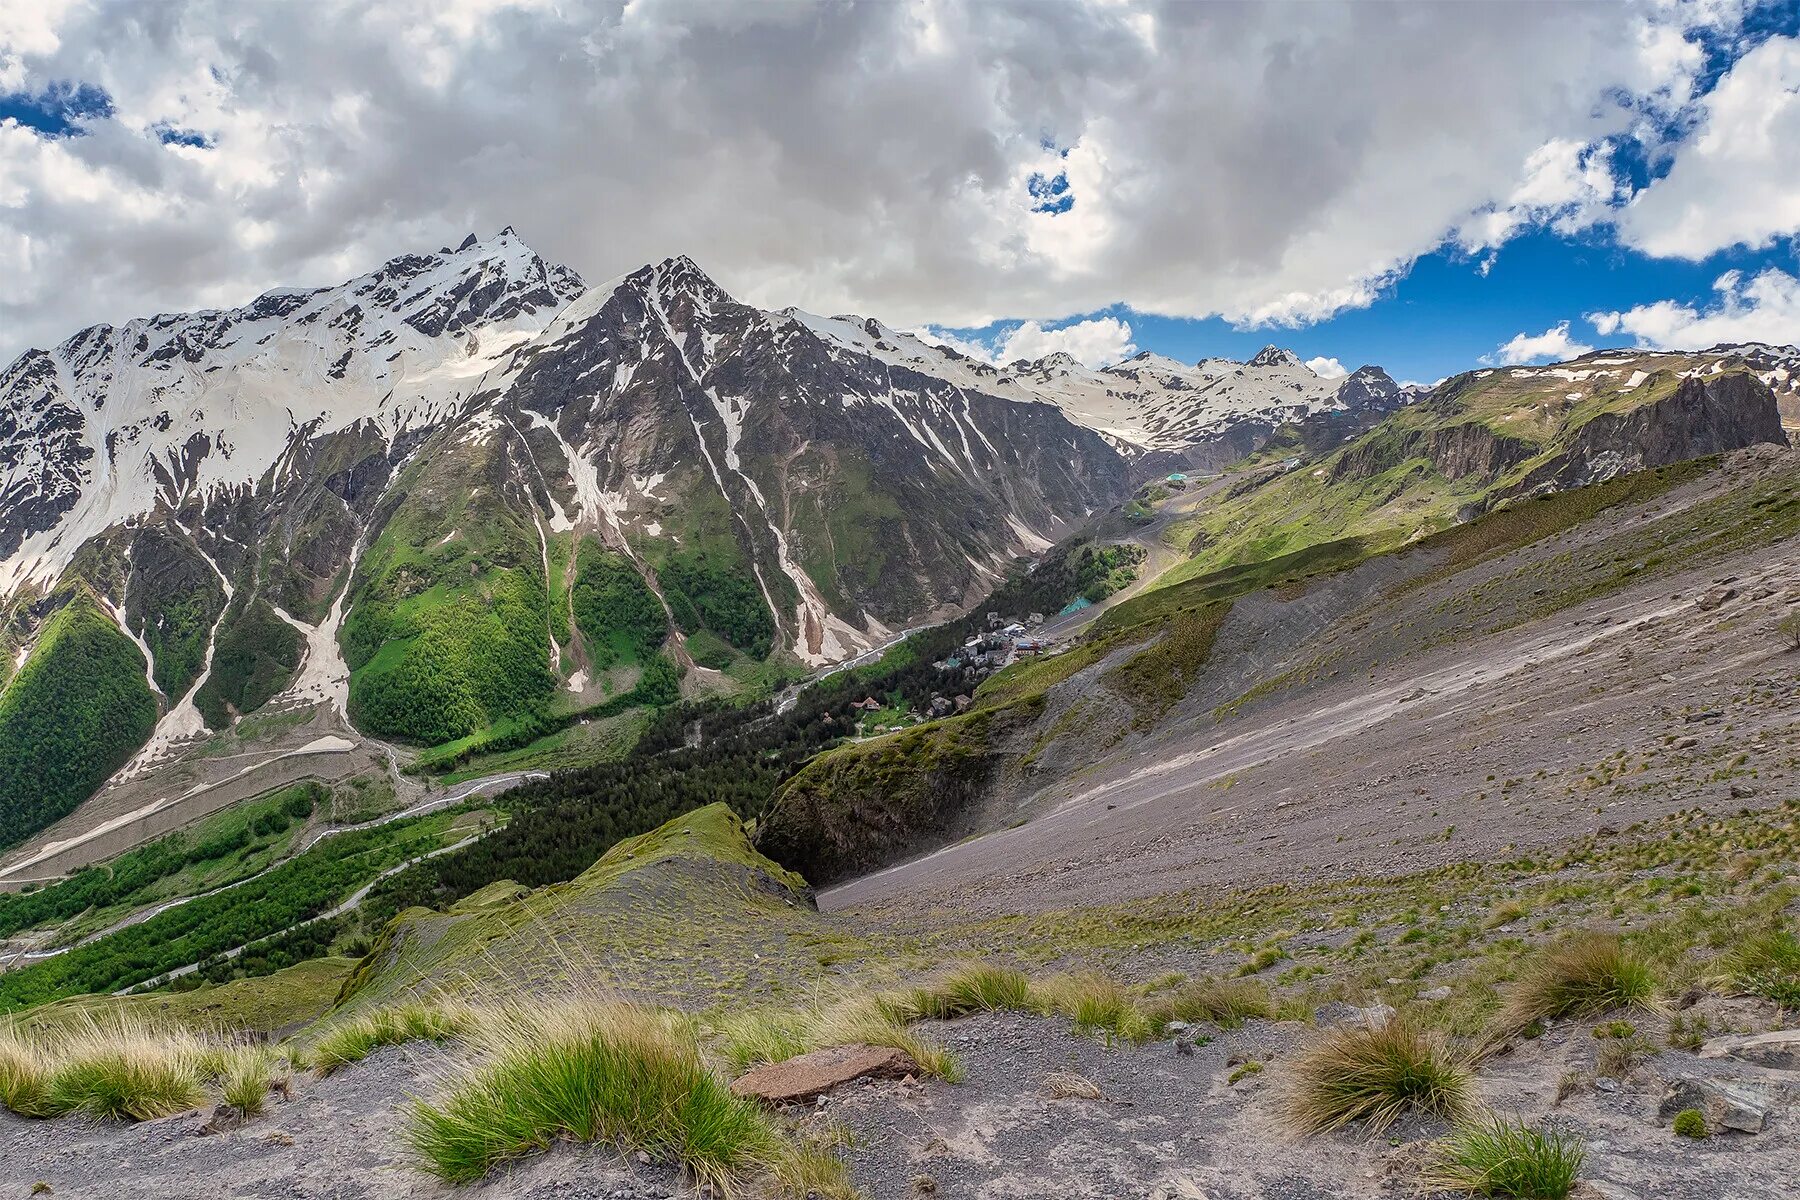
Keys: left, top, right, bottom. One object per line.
{"left": 38, "top": 1013, "right": 208, "bottom": 1121}
{"left": 880, "top": 962, "right": 1033, "bottom": 1022}
{"left": 1041, "top": 1070, "right": 1104, "bottom": 1100}
{"left": 1498, "top": 933, "right": 1658, "bottom": 1033}
{"left": 0, "top": 1027, "right": 51, "bottom": 1117}
{"left": 1282, "top": 1015, "right": 1474, "bottom": 1135}
{"left": 1028, "top": 972, "right": 1154, "bottom": 1043}
{"left": 1142, "top": 976, "right": 1274, "bottom": 1031}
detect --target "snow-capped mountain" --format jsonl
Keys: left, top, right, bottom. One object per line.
{"left": 0, "top": 228, "right": 584, "bottom": 596}
{"left": 0, "top": 234, "right": 1129, "bottom": 831}
{"left": 772, "top": 316, "right": 1404, "bottom": 451}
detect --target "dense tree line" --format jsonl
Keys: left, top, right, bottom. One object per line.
{"left": 0, "top": 589, "right": 160, "bottom": 853}
{"left": 0, "top": 812, "right": 450, "bottom": 1010}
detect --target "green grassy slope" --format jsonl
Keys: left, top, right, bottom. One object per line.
{"left": 0, "top": 588, "right": 159, "bottom": 852}
{"left": 1157, "top": 363, "right": 1756, "bottom": 587}
{"left": 330, "top": 804, "right": 845, "bottom": 1017}
{"left": 342, "top": 430, "right": 556, "bottom": 745}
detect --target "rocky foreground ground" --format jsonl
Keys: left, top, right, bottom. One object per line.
{"left": 4, "top": 985, "right": 1796, "bottom": 1199}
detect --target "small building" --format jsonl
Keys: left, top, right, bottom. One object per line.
{"left": 1015, "top": 638, "right": 1046, "bottom": 655}
{"left": 1027, "top": 612, "right": 1044, "bottom": 627}
{"left": 1166, "top": 472, "right": 1188, "bottom": 483}
{"left": 986, "top": 611, "right": 1003, "bottom": 630}
{"left": 999, "top": 622, "right": 1027, "bottom": 639}
{"left": 928, "top": 694, "right": 954, "bottom": 718}
{"left": 1281, "top": 456, "right": 1303, "bottom": 471}
{"left": 953, "top": 694, "right": 973, "bottom": 712}
{"left": 851, "top": 697, "right": 882, "bottom": 712}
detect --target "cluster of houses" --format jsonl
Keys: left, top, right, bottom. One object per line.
{"left": 937, "top": 610, "right": 1050, "bottom": 673}
{"left": 843, "top": 610, "right": 1065, "bottom": 739}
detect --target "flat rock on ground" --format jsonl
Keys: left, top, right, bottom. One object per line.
{"left": 731, "top": 1044, "right": 918, "bottom": 1104}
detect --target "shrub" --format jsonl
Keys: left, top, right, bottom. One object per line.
{"left": 1142, "top": 976, "right": 1274, "bottom": 1030}
{"left": 310, "top": 1001, "right": 475, "bottom": 1076}
{"left": 1282, "top": 1016, "right": 1474, "bottom": 1135}
{"left": 1425, "top": 1113, "right": 1585, "bottom": 1198}
{"left": 1710, "top": 927, "right": 1800, "bottom": 1008}
{"left": 1672, "top": 1108, "right": 1708, "bottom": 1139}
{"left": 1499, "top": 933, "right": 1658, "bottom": 1031}
{"left": 407, "top": 1000, "right": 787, "bottom": 1188}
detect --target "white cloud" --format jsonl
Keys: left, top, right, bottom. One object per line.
{"left": 0, "top": 0, "right": 1765, "bottom": 361}
{"left": 918, "top": 316, "right": 1137, "bottom": 369}
{"left": 994, "top": 316, "right": 1136, "bottom": 367}
{"left": 1457, "top": 138, "right": 1625, "bottom": 252}
{"left": 1587, "top": 267, "right": 1800, "bottom": 348}
{"left": 1621, "top": 35, "right": 1800, "bottom": 258}
{"left": 1305, "top": 356, "right": 1348, "bottom": 380}
{"left": 1484, "top": 321, "right": 1594, "bottom": 366}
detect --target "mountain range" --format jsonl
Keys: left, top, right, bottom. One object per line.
{"left": 0, "top": 228, "right": 1793, "bottom": 855}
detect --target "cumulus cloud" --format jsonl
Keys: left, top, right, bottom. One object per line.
{"left": 1621, "top": 35, "right": 1800, "bottom": 258}
{"left": 993, "top": 317, "right": 1136, "bottom": 367}
{"left": 917, "top": 316, "right": 1136, "bottom": 368}
{"left": 1484, "top": 321, "right": 1595, "bottom": 366}
{"left": 0, "top": 0, "right": 1766, "bottom": 361}
{"left": 1457, "top": 138, "right": 1625, "bottom": 252}
{"left": 1305, "top": 356, "right": 1348, "bottom": 380}
{"left": 1588, "top": 267, "right": 1800, "bottom": 348}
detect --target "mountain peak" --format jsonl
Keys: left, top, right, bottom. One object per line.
{"left": 1248, "top": 344, "right": 1303, "bottom": 369}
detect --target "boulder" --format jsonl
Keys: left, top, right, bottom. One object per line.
{"left": 1700, "top": 1029, "right": 1800, "bottom": 1073}
{"left": 1658, "top": 1077, "right": 1773, "bottom": 1134}
{"left": 730, "top": 1044, "right": 919, "bottom": 1104}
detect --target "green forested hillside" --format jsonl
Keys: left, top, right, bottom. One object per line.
{"left": 194, "top": 596, "right": 304, "bottom": 727}
{"left": 570, "top": 543, "right": 666, "bottom": 668}
{"left": 0, "top": 588, "right": 160, "bottom": 851}
{"left": 342, "top": 430, "right": 556, "bottom": 746}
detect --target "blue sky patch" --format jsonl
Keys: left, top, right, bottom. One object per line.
{"left": 0, "top": 81, "right": 114, "bottom": 137}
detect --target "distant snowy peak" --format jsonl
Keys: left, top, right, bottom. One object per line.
{"left": 0, "top": 230, "right": 584, "bottom": 594}
{"left": 1248, "top": 344, "right": 1305, "bottom": 369}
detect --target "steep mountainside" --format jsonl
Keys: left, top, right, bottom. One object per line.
{"left": 0, "top": 236, "right": 1130, "bottom": 850}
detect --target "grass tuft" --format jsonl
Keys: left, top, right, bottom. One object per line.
{"left": 407, "top": 998, "right": 784, "bottom": 1189}
{"left": 310, "top": 1001, "right": 475, "bottom": 1076}
{"left": 221, "top": 1045, "right": 283, "bottom": 1117}
{"left": 880, "top": 962, "right": 1033, "bottom": 1021}
{"left": 0, "top": 1028, "right": 51, "bottom": 1117}
{"left": 1282, "top": 1015, "right": 1474, "bottom": 1135}
{"left": 1425, "top": 1113, "right": 1585, "bottom": 1198}
{"left": 1142, "top": 976, "right": 1274, "bottom": 1030}
{"left": 1498, "top": 933, "right": 1658, "bottom": 1032}
{"left": 1028, "top": 972, "right": 1155, "bottom": 1043}
{"left": 1710, "top": 926, "right": 1800, "bottom": 1008}
{"left": 39, "top": 1014, "right": 207, "bottom": 1121}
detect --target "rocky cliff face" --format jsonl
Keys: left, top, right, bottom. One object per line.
{"left": 1519, "top": 371, "right": 1789, "bottom": 493}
